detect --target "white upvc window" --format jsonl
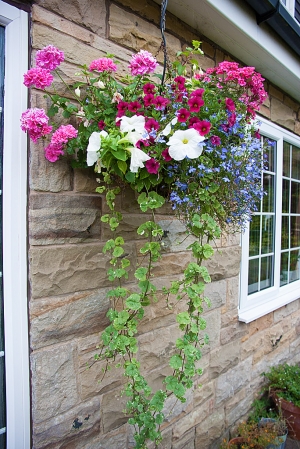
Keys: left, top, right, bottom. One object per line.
{"left": 281, "top": 0, "right": 300, "bottom": 22}
{"left": 239, "top": 118, "right": 300, "bottom": 323}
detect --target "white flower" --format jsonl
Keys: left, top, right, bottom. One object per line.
{"left": 86, "top": 130, "right": 108, "bottom": 166}
{"left": 96, "top": 80, "right": 105, "bottom": 89}
{"left": 75, "top": 87, "right": 81, "bottom": 97}
{"left": 119, "top": 115, "right": 146, "bottom": 134}
{"left": 128, "top": 147, "right": 151, "bottom": 173}
{"left": 161, "top": 117, "right": 178, "bottom": 137}
{"left": 111, "top": 92, "right": 123, "bottom": 103}
{"left": 167, "top": 129, "right": 205, "bottom": 161}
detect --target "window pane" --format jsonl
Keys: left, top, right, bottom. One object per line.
{"left": 249, "top": 215, "right": 260, "bottom": 257}
{"left": 261, "top": 215, "right": 274, "bottom": 254}
{"left": 283, "top": 141, "right": 290, "bottom": 177}
{"left": 291, "top": 181, "right": 300, "bottom": 213}
{"left": 263, "top": 173, "right": 275, "bottom": 212}
{"left": 281, "top": 216, "right": 289, "bottom": 250}
{"left": 260, "top": 255, "right": 274, "bottom": 290}
{"left": 292, "top": 145, "right": 300, "bottom": 180}
{"left": 282, "top": 179, "right": 290, "bottom": 213}
{"left": 291, "top": 216, "right": 300, "bottom": 248}
{"left": 264, "top": 138, "right": 276, "bottom": 172}
{"left": 248, "top": 258, "right": 259, "bottom": 295}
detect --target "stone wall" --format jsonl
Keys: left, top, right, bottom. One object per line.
{"left": 28, "top": 1, "right": 300, "bottom": 448}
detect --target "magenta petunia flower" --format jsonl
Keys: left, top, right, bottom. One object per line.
{"left": 174, "top": 76, "right": 186, "bottom": 91}
{"left": 35, "top": 45, "right": 64, "bottom": 71}
{"left": 210, "top": 135, "right": 221, "bottom": 146}
{"left": 51, "top": 124, "right": 78, "bottom": 146}
{"left": 191, "top": 88, "right": 205, "bottom": 98}
{"left": 23, "top": 67, "right": 53, "bottom": 90}
{"left": 145, "top": 118, "right": 159, "bottom": 132}
{"left": 20, "top": 108, "right": 52, "bottom": 142}
{"left": 44, "top": 143, "right": 64, "bottom": 162}
{"left": 162, "top": 148, "right": 172, "bottom": 161}
{"left": 177, "top": 108, "right": 190, "bottom": 123}
{"left": 117, "top": 101, "right": 129, "bottom": 114}
{"left": 228, "top": 113, "right": 236, "bottom": 127}
{"left": 187, "top": 96, "right": 204, "bottom": 112}
{"left": 129, "top": 50, "right": 158, "bottom": 76}
{"left": 193, "top": 120, "right": 211, "bottom": 136}
{"left": 143, "top": 94, "right": 154, "bottom": 107}
{"left": 145, "top": 158, "right": 160, "bottom": 174}
{"left": 143, "top": 83, "right": 156, "bottom": 94}
{"left": 188, "top": 117, "right": 201, "bottom": 128}
{"left": 225, "top": 97, "right": 236, "bottom": 111}
{"left": 98, "top": 120, "right": 106, "bottom": 130}
{"left": 89, "top": 58, "right": 117, "bottom": 73}
{"left": 153, "top": 96, "right": 170, "bottom": 110}
{"left": 128, "top": 101, "right": 142, "bottom": 113}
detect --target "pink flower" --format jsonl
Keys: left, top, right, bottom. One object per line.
{"left": 35, "top": 45, "right": 64, "bottom": 71}
{"left": 254, "top": 129, "right": 261, "bottom": 139}
{"left": 174, "top": 76, "right": 186, "bottom": 91}
{"left": 117, "top": 101, "right": 128, "bottom": 114}
{"left": 162, "top": 148, "right": 172, "bottom": 161}
{"left": 143, "top": 83, "right": 156, "bottom": 94}
{"left": 51, "top": 125, "right": 78, "bottom": 145}
{"left": 98, "top": 120, "right": 106, "bottom": 130}
{"left": 228, "top": 113, "right": 236, "bottom": 127}
{"left": 143, "top": 94, "right": 154, "bottom": 107}
{"left": 225, "top": 97, "right": 236, "bottom": 111}
{"left": 153, "top": 96, "right": 170, "bottom": 110}
{"left": 145, "top": 158, "right": 160, "bottom": 174}
{"left": 23, "top": 67, "right": 53, "bottom": 90}
{"left": 177, "top": 108, "right": 190, "bottom": 123}
{"left": 188, "top": 117, "right": 200, "bottom": 128}
{"left": 145, "top": 118, "right": 159, "bottom": 132}
{"left": 191, "top": 88, "right": 204, "bottom": 98}
{"left": 89, "top": 58, "right": 117, "bottom": 73}
{"left": 193, "top": 120, "right": 211, "bottom": 136}
{"left": 187, "top": 96, "right": 204, "bottom": 112}
{"left": 129, "top": 50, "right": 158, "bottom": 76}
{"left": 210, "top": 135, "right": 221, "bottom": 146}
{"left": 20, "top": 108, "right": 52, "bottom": 142}
{"left": 44, "top": 143, "right": 64, "bottom": 162}
{"left": 128, "top": 101, "right": 142, "bottom": 113}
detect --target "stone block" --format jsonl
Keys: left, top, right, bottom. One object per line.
{"left": 101, "top": 388, "right": 129, "bottom": 433}
{"left": 29, "top": 193, "right": 102, "bottom": 245}
{"left": 32, "top": 398, "right": 100, "bottom": 449}
{"left": 204, "top": 247, "right": 241, "bottom": 281}
{"left": 209, "top": 341, "right": 239, "bottom": 378}
{"left": 271, "top": 97, "right": 295, "bottom": 131}
{"left": 31, "top": 343, "right": 79, "bottom": 424}
{"left": 109, "top": 4, "right": 181, "bottom": 64}
{"left": 138, "top": 290, "right": 177, "bottom": 335}
{"left": 151, "top": 251, "right": 192, "bottom": 277}
{"left": 30, "top": 289, "right": 110, "bottom": 349}
{"left": 204, "top": 279, "right": 226, "bottom": 310}
{"left": 220, "top": 319, "right": 247, "bottom": 346}
{"left": 259, "top": 104, "right": 271, "bottom": 119}
{"left": 78, "top": 334, "right": 125, "bottom": 399}
{"left": 215, "top": 357, "right": 252, "bottom": 404}
{"left": 225, "top": 276, "right": 239, "bottom": 311}
{"left": 173, "top": 400, "right": 212, "bottom": 439}
{"left": 248, "top": 313, "right": 273, "bottom": 337}
{"left": 224, "top": 389, "right": 252, "bottom": 426}
{"left": 240, "top": 332, "right": 264, "bottom": 362}
{"left": 172, "top": 428, "right": 195, "bottom": 449}
{"left": 33, "top": 0, "right": 106, "bottom": 35}
{"left": 157, "top": 218, "right": 197, "bottom": 253}
{"left": 195, "top": 408, "right": 225, "bottom": 449}
{"left": 202, "top": 309, "right": 221, "bottom": 353}
{"left": 283, "top": 95, "right": 299, "bottom": 112}
{"left": 29, "top": 242, "right": 136, "bottom": 298}
{"left": 95, "top": 425, "right": 128, "bottom": 449}
{"left": 102, "top": 213, "right": 152, "bottom": 241}
{"left": 269, "top": 84, "right": 284, "bottom": 101}
{"left": 274, "top": 301, "right": 299, "bottom": 322}
{"left": 202, "top": 41, "right": 215, "bottom": 58}
{"left": 73, "top": 168, "right": 99, "bottom": 193}
{"left": 147, "top": 427, "right": 173, "bottom": 449}
{"left": 163, "top": 387, "right": 194, "bottom": 423}
{"left": 193, "top": 379, "right": 214, "bottom": 409}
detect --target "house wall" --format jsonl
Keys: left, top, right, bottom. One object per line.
{"left": 28, "top": 0, "right": 300, "bottom": 448}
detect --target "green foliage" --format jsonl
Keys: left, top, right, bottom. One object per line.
{"left": 262, "top": 363, "right": 300, "bottom": 408}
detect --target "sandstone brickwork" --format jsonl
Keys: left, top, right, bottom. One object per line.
{"left": 27, "top": 0, "right": 300, "bottom": 448}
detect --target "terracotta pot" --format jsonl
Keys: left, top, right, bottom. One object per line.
{"left": 272, "top": 392, "right": 300, "bottom": 440}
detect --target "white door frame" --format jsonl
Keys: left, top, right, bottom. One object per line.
{"left": 0, "top": 2, "right": 30, "bottom": 448}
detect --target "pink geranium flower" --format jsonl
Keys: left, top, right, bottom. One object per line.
{"left": 23, "top": 67, "right": 53, "bottom": 90}
{"left": 35, "top": 45, "right": 64, "bottom": 71}
{"left": 44, "top": 143, "right": 64, "bottom": 162}
{"left": 177, "top": 108, "right": 190, "bottom": 123}
{"left": 129, "top": 50, "right": 158, "bottom": 76}
{"left": 20, "top": 108, "right": 52, "bottom": 142}
{"left": 51, "top": 125, "right": 78, "bottom": 145}
{"left": 145, "top": 158, "right": 160, "bottom": 174}
{"left": 193, "top": 120, "right": 211, "bottom": 136}
{"left": 89, "top": 58, "right": 117, "bottom": 73}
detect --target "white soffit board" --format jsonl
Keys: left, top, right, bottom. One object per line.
{"left": 159, "top": 0, "right": 300, "bottom": 101}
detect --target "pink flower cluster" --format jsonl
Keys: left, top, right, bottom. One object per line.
{"left": 20, "top": 108, "right": 52, "bottom": 142}
{"left": 89, "top": 58, "right": 117, "bottom": 73}
{"left": 36, "top": 45, "right": 65, "bottom": 71}
{"left": 44, "top": 125, "right": 78, "bottom": 162}
{"left": 23, "top": 68, "right": 53, "bottom": 90}
{"left": 128, "top": 50, "right": 158, "bottom": 76}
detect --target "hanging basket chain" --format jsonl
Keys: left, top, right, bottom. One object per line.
{"left": 159, "top": 0, "right": 170, "bottom": 86}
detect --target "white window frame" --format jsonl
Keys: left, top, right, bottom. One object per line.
{"left": 0, "top": 2, "right": 30, "bottom": 448}
{"left": 239, "top": 117, "right": 300, "bottom": 323}
{"left": 281, "top": 0, "right": 296, "bottom": 16}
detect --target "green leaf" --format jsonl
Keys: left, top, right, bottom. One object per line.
{"left": 134, "top": 267, "right": 148, "bottom": 281}
{"left": 176, "top": 312, "right": 191, "bottom": 325}
{"left": 117, "top": 160, "right": 127, "bottom": 174}
{"left": 169, "top": 355, "right": 183, "bottom": 370}
{"left": 203, "top": 244, "right": 214, "bottom": 259}
{"left": 113, "top": 149, "right": 127, "bottom": 161}
{"left": 164, "top": 376, "right": 186, "bottom": 398}
{"left": 115, "top": 236, "right": 124, "bottom": 246}
{"left": 125, "top": 293, "right": 142, "bottom": 310}
{"left": 113, "top": 310, "right": 130, "bottom": 329}
{"left": 112, "top": 246, "right": 124, "bottom": 258}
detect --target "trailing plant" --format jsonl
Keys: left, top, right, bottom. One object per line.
{"left": 21, "top": 41, "right": 268, "bottom": 448}
{"left": 262, "top": 363, "right": 300, "bottom": 408}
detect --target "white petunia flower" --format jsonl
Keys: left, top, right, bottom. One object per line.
{"left": 86, "top": 130, "right": 108, "bottom": 166}
{"left": 128, "top": 147, "right": 151, "bottom": 173}
{"left": 161, "top": 117, "right": 178, "bottom": 136}
{"left": 111, "top": 92, "right": 123, "bottom": 103}
{"left": 167, "top": 128, "right": 205, "bottom": 161}
{"left": 75, "top": 87, "right": 81, "bottom": 98}
{"left": 119, "top": 115, "right": 146, "bottom": 134}
{"left": 96, "top": 80, "right": 105, "bottom": 89}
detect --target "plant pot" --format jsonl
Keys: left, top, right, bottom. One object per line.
{"left": 272, "top": 392, "right": 300, "bottom": 440}
{"left": 228, "top": 438, "right": 263, "bottom": 448}
{"left": 259, "top": 418, "right": 288, "bottom": 449}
